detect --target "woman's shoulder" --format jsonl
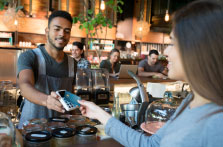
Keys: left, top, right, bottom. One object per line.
{"left": 100, "top": 59, "right": 110, "bottom": 65}
{"left": 201, "top": 109, "right": 223, "bottom": 145}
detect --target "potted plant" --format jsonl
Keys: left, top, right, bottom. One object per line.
{"left": 73, "top": 0, "right": 123, "bottom": 64}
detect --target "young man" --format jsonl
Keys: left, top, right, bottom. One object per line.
{"left": 138, "top": 50, "right": 167, "bottom": 78}
{"left": 71, "top": 41, "right": 91, "bottom": 69}
{"left": 17, "top": 11, "right": 77, "bottom": 128}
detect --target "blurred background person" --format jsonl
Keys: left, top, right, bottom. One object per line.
{"left": 71, "top": 42, "right": 91, "bottom": 69}
{"left": 100, "top": 48, "right": 121, "bottom": 77}
{"left": 138, "top": 49, "right": 167, "bottom": 78}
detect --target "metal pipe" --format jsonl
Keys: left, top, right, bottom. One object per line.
{"left": 58, "top": 0, "right": 61, "bottom": 10}
{"left": 29, "top": 0, "right": 32, "bottom": 16}
{"left": 66, "top": 0, "right": 69, "bottom": 12}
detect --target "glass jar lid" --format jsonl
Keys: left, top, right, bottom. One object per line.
{"left": 76, "top": 125, "right": 97, "bottom": 135}
{"left": 52, "top": 128, "right": 75, "bottom": 138}
{"left": 48, "top": 117, "right": 69, "bottom": 123}
{"left": 25, "top": 131, "right": 52, "bottom": 142}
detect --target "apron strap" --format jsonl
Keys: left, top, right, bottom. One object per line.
{"left": 33, "top": 48, "right": 74, "bottom": 77}
{"left": 33, "top": 48, "right": 46, "bottom": 75}
{"left": 67, "top": 55, "right": 74, "bottom": 77}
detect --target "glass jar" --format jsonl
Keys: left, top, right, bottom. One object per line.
{"left": 52, "top": 128, "right": 75, "bottom": 147}
{"left": 142, "top": 91, "right": 182, "bottom": 134}
{"left": 47, "top": 117, "right": 69, "bottom": 132}
{"left": 0, "top": 81, "right": 18, "bottom": 122}
{"left": 22, "top": 118, "right": 47, "bottom": 136}
{"left": 67, "top": 115, "right": 87, "bottom": 127}
{"left": 25, "top": 130, "right": 52, "bottom": 147}
{"left": 75, "top": 125, "right": 97, "bottom": 144}
{"left": 0, "top": 112, "right": 15, "bottom": 143}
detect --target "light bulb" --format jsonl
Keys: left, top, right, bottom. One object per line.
{"left": 165, "top": 10, "right": 169, "bottom": 22}
{"left": 139, "top": 27, "right": 142, "bottom": 31}
{"left": 100, "top": 0, "right": 105, "bottom": 10}
{"left": 14, "top": 19, "right": 18, "bottom": 25}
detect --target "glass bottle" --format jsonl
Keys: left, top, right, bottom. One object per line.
{"left": 112, "top": 92, "right": 120, "bottom": 119}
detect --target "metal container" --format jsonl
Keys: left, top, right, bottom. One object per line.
{"left": 75, "top": 125, "right": 97, "bottom": 144}
{"left": 120, "top": 104, "right": 140, "bottom": 126}
{"left": 25, "top": 131, "right": 52, "bottom": 147}
{"left": 52, "top": 128, "right": 75, "bottom": 147}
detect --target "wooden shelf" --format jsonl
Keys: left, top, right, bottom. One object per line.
{"left": 0, "top": 45, "right": 36, "bottom": 49}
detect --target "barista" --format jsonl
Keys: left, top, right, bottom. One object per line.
{"left": 71, "top": 42, "right": 91, "bottom": 69}
{"left": 17, "top": 11, "right": 77, "bottom": 128}
{"left": 100, "top": 48, "right": 121, "bottom": 77}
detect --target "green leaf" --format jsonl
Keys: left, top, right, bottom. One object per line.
{"left": 83, "top": 22, "right": 88, "bottom": 29}
{"left": 88, "top": 10, "right": 93, "bottom": 15}
{"left": 102, "top": 22, "right": 107, "bottom": 27}
{"left": 73, "top": 17, "right": 78, "bottom": 23}
{"left": 109, "top": 24, "right": 113, "bottom": 28}
{"left": 79, "top": 25, "right": 83, "bottom": 30}
{"left": 118, "top": 0, "right": 124, "bottom": 5}
{"left": 85, "top": 28, "right": 89, "bottom": 34}
{"left": 89, "top": 25, "right": 94, "bottom": 31}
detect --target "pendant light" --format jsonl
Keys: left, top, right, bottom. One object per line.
{"left": 100, "top": 0, "right": 105, "bottom": 11}
{"left": 165, "top": 0, "right": 170, "bottom": 22}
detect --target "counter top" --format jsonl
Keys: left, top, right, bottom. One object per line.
{"left": 75, "top": 139, "right": 123, "bottom": 147}
{"left": 110, "top": 77, "right": 176, "bottom": 85}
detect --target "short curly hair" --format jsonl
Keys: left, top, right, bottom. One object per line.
{"left": 48, "top": 10, "right": 73, "bottom": 27}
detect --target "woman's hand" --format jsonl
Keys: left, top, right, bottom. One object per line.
{"left": 0, "top": 134, "right": 12, "bottom": 147}
{"left": 78, "top": 100, "right": 112, "bottom": 125}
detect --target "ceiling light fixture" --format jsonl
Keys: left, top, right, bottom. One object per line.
{"left": 100, "top": 0, "right": 105, "bottom": 11}
{"left": 165, "top": 0, "right": 170, "bottom": 22}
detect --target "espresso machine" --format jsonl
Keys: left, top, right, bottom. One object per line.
{"left": 91, "top": 69, "right": 110, "bottom": 104}
{"left": 75, "top": 69, "right": 92, "bottom": 101}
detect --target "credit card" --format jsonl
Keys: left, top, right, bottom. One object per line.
{"left": 64, "top": 91, "right": 81, "bottom": 107}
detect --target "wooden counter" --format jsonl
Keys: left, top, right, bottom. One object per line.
{"left": 110, "top": 77, "right": 176, "bottom": 85}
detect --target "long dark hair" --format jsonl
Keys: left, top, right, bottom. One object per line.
{"left": 173, "top": 0, "right": 223, "bottom": 105}
{"left": 108, "top": 48, "right": 120, "bottom": 61}
{"left": 72, "top": 42, "right": 85, "bottom": 58}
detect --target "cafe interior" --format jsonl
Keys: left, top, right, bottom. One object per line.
{"left": 0, "top": 0, "right": 194, "bottom": 146}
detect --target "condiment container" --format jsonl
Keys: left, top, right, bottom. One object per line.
{"left": 25, "top": 130, "right": 52, "bottom": 147}
{"left": 52, "top": 128, "right": 75, "bottom": 147}
{"left": 75, "top": 125, "right": 97, "bottom": 144}
{"left": 47, "top": 117, "right": 69, "bottom": 132}
{"left": 22, "top": 118, "right": 47, "bottom": 136}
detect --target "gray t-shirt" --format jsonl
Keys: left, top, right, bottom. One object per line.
{"left": 17, "top": 45, "right": 77, "bottom": 83}
{"left": 105, "top": 94, "right": 223, "bottom": 147}
{"left": 138, "top": 59, "right": 164, "bottom": 73}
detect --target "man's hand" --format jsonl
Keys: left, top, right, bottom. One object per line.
{"left": 46, "top": 91, "right": 65, "bottom": 113}
{"left": 153, "top": 73, "right": 167, "bottom": 79}
{"left": 0, "top": 134, "right": 12, "bottom": 147}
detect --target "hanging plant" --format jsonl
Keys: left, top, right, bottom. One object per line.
{"left": 73, "top": 0, "right": 123, "bottom": 39}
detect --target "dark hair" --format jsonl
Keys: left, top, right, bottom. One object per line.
{"left": 173, "top": 0, "right": 223, "bottom": 105}
{"left": 109, "top": 48, "right": 120, "bottom": 59}
{"left": 48, "top": 10, "right": 73, "bottom": 27}
{"left": 149, "top": 50, "right": 159, "bottom": 56}
{"left": 72, "top": 42, "right": 84, "bottom": 58}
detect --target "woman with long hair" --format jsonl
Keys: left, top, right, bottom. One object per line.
{"left": 100, "top": 48, "right": 121, "bottom": 77}
{"left": 78, "top": 0, "right": 223, "bottom": 146}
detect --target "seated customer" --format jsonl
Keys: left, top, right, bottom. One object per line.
{"left": 100, "top": 48, "right": 121, "bottom": 77}
{"left": 71, "top": 42, "right": 91, "bottom": 69}
{"left": 138, "top": 50, "right": 167, "bottom": 78}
